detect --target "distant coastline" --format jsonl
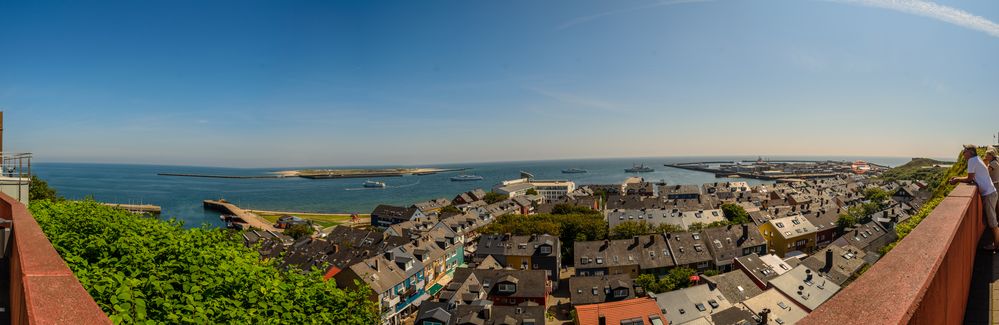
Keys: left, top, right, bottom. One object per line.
{"left": 158, "top": 167, "right": 470, "bottom": 179}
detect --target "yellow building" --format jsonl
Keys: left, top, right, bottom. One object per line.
{"left": 758, "top": 215, "right": 819, "bottom": 258}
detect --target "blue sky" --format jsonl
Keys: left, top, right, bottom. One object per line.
{"left": 2, "top": 0, "right": 997, "bottom": 167}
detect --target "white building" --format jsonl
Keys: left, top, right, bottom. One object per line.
{"left": 494, "top": 178, "right": 576, "bottom": 203}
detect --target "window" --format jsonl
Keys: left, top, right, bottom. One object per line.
{"left": 695, "top": 303, "right": 706, "bottom": 312}
{"left": 614, "top": 288, "right": 629, "bottom": 298}
{"left": 581, "top": 257, "right": 588, "bottom": 265}
{"left": 776, "top": 222, "right": 785, "bottom": 228}
{"left": 596, "top": 257, "right": 604, "bottom": 264}
{"left": 498, "top": 283, "right": 516, "bottom": 293}
{"left": 422, "top": 321, "right": 444, "bottom": 325}
{"left": 540, "top": 245, "right": 552, "bottom": 254}
{"left": 620, "top": 318, "right": 644, "bottom": 325}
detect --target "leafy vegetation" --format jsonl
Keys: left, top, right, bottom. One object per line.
{"left": 483, "top": 192, "right": 509, "bottom": 204}
{"left": 687, "top": 220, "right": 733, "bottom": 231}
{"left": 550, "top": 203, "right": 599, "bottom": 215}
{"left": 439, "top": 205, "right": 462, "bottom": 214}
{"left": 284, "top": 223, "right": 315, "bottom": 240}
{"left": 29, "top": 175, "right": 62, "bottom": 201}
{"left": 878, "top": 157, "right": 952, "bottom": 190}
{"left": 525, "top": 188, "right": 538, "bottom": 195}
{"left": 634, "top": 267, "right": 698, "bottom": 293}
{"left": 836, "top": 187, "right": 893, "bottom": 229}
{"left": 31, "top": 200, "right": 377, "bottom": 324}
{"left": 609, "top": 221, "right": 682, "bottom": 239}
{"left": 480, "top": 212, "right": 607, "bottom": 263}
{"left": 720, "top": 203, "right": 751, "bottom": 224}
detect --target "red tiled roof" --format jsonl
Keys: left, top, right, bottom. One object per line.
{"left": 574, "top": 297, "right": 666, "bottom": 325}
{"left": 323, "top": 266, "right": 342, "bottom": 281}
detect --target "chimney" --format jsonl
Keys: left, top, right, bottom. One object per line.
{"left": 825, "top": 248, "right": 834, "bottom": 271}
{"left": 482, "top": 303, "right": 493, "bottom": 320}
{"left": 372, "top": 258, "right": 379, "bottom": 271}
{"left": 759, "top": 308, "right": 771, "bottom": 324}
{"left": 601, "top": 239, "right": 610, "bottom": 251}
{"left": 633, "top": 236, "right": 640, "bottom": 247}
{"left": 805, "top": 269, "right": 813, "bottom": 282}
{"left": 741, "top": 224, "right": 749, "bottom": 240}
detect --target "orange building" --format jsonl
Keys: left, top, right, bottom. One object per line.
{"left": 575, "top": 297, "right": 666, "bottom": 325}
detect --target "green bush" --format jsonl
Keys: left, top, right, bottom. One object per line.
{"left": 483, "top": 192, "right": 509, "bottom": 204}
{"left": 720, "top": 203, "right": 751, "bottom": 224}
{"left": 30, "top": 200, "right": 377, "bottom": 324}
{"left": 29, "top": 175, "right": 62, "bottom": 201}
{"left": 609, "top": 221, "right": 682, "bottom": 239}
{"left": 634, "top": 267, "right": 698, "bottom": 293}
{"left": 480, "top": 213, "right": 607, "bottom": 263}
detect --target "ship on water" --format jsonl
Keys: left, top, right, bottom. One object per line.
{"left": 450, "top": 174, "right": 484, "bottom": 182}
{"left": 625, "top": 164, "right": 654, "bottom": 173}
{"left": 363, "top": 180, "right": 386, "bottom": 188}
{"left": 561, "top": 168, "right": 587, "bottom": 174}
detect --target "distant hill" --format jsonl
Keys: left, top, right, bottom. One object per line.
{"left": 897, "top": 158, "right": 954, "bottom": 169}
{"left": 879, "top": 157, "right": 955, "bottom": 190}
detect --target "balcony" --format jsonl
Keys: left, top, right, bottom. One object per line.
{"left": 1, "top": 192, "right": 110, "bottom": 324}
{"left": 802, "top": 184, "right": 986, "bottom": 324}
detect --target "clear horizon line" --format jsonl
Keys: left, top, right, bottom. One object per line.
{"left": 32, "top": 153, "right": 954, "bottom": 170}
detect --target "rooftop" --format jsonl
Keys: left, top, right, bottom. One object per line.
{"left": 767, "top": 264, "right": 841, "bottom": 311}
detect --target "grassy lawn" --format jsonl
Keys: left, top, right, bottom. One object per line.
{"left": 255, "top": 212, "right": 370, "bottom": 228}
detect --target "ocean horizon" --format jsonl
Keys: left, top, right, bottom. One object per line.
{"left": 33, "top": 155, "right": 934, "bottom": 228}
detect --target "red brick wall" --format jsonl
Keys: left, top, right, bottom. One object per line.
{"left": 802, "top": 184, "right": 983, "bottom": 324}
{"left": 1, "top": 193, "right": 111, "bottom": 325}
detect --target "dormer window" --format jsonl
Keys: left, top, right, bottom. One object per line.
{"left": 540, "top": 245, "right": 552, "bottom": 254}
{"left": 498, "top": 283, "right": 516, "bottom": 293}
{"left": 613, "top": 288, "right": 629, "bottom": 298}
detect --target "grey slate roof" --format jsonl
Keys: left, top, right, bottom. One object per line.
{"left": 568, "top": 274, "right": 640, "bottom": 306}
{"left": 705, "top": 270, "right": 764, "bottom": 304}
{"left": 800, "top": 245, "right": 867, "bottom": 286}
{"left": 450, "top": 268, "right": 549, "bottom": 300}
{"left": 767, "top": 265, "right": 841, "bottom": 311}
{"left": 574, "top": 234, "right": 675, "bottom": 271}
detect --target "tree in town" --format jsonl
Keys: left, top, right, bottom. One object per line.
{"left": 720, "top": 203, "right": 751, "bottom": 224}
{"left": 284, "top": 223, "right": 315, "bottom": 240}
{"left": 483, "top": 192, "right": 509, "bottom": 204}
{"left": 29, "top": 175, "right": 62, "bottom": 201}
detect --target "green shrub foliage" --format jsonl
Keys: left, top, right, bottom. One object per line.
{"left": 30, "top": 200, "right": 377, "bottom": 324}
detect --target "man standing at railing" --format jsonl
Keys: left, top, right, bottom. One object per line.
{"left": 950, "top": 144, "right": 999, "bottom": 250}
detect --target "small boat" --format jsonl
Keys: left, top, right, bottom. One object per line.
{"left": 451, "top": 174, "right": 484, "bottom": 182}
{"left": 625, "top": 164, "right": 654, "bottom": 173}
{"left": 363, "top": 180, "right": 386, "bottom": 188}
{"left": 562, "top": 168, "right": 587, "bottom": 174}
